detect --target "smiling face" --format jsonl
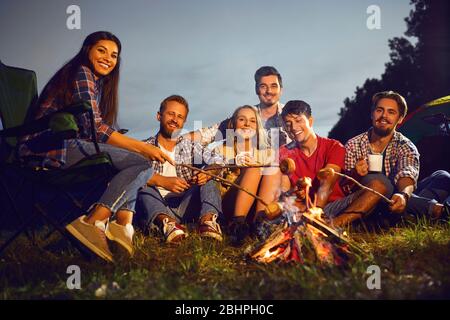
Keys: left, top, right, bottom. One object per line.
{"left": 256, "top": 75, "right": 282, "bottom": 107}
{"left": 283, "top": 113, "right": 314, "bottom": 144}
{"left": 157, "top": 100, "right": 188, "bottom": 138}
{"left": 88, "top": 40, "right": 119, "bottom": 78}
{"left": 234, "top": 107, "right": 258, "bottom": 139}
{"left": 371, "top": 98, "right": 404, "bottom": 137}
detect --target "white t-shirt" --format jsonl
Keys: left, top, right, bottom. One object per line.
{"left": 157, "top": 145, "right": 177, "bottom": 197}
{"left": 157, "top": 145, "right": 185, "bottom": 198}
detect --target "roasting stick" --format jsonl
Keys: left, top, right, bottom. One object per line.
{"left": 177, "top": 158, "right": 297, "bottom": 217}
{"left": 177, "top": 163, "right": 269, "bottom": 206}
{"left": 317, "top": 168, "right": 394, "bottom": 204}
{"left": 203, "top": 158, "right": 296, "bottom": 172}
{"left": 202, "top": 164, "right": 275, "bottom": 171}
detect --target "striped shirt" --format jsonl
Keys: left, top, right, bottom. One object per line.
{"left": 144, "top": 134, "right": 225, "bottom": 182}
{"left": 345, "top": 129, "right": 420, "bottom": 186}
{"left": 17, "top": 65, "right": 115, "bottom": 168}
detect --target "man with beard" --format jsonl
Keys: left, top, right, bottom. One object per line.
{"left": 135, "top": 95, "right": 225, "bottom": 243}
{"left": 331, "top": 91, "right": 423, "bottom": 227}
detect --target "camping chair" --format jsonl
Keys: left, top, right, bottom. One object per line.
{"left": 0, "top": 62, "right": 116, "bottom": 257}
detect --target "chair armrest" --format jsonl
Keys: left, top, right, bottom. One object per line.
{"left": 0, "top": 101, "right": 92, "bottom": 138}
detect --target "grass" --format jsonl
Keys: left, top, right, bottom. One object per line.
{"left": 1, "top": 218, "right": 449, "bottom": 300}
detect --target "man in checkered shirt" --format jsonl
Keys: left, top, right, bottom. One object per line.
{"left": 135, "top": 95, "right": 225, "bottom": 243}
{"left": 330, "top": 91, "right": 449, "bottom": 227}
{"left": 328, "top": 91, "right": 450, "bottom": 226}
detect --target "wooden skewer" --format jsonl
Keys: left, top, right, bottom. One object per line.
{"left": 202, "top": 158, "right": 296, "bottom": 175}
{"left": 203, "top": 164, "right": 275, "bottom": 170}
{"left": 317, "top": 168, "right": 394, "bottom": 204}
{"left": 177, "top": 163, "right": 269, "bottom": 206}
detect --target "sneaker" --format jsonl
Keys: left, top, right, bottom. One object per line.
{"left": 162, "top": 218, "right": 187, "bottom": 243}
{"left": 65, "top": 215, "right": 113, "bottom": 262}
{"left": 198, "top": 214, "right": 223, "bottom": 241}
{"left": 228, "top": 217, "right": 249, "bottom": 247}
{"left": 105, "top": 220, "right": 134, "bottom": 257}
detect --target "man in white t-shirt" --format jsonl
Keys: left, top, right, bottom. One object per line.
{"left": 136, "top": 95, "right": 225, "bottom": 243}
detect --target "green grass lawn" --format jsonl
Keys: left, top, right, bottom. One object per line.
{"left": 1, "top": 218, "right": 449, "bottom": 300}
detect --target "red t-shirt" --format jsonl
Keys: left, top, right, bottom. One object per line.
{"left": 279, "top": 135, "right": 346, "bottom": 202}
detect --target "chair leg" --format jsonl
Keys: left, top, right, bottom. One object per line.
{"left": 35, "top": 204, "right": 94, "bottom": 261}
{"left": 0, "top": 214, "right": 38, "bottom": 255}
{"left": 43, "top": 179, "right": 108, "bottom": 240}
{"left": 0, "top": 175, "right": 30, "bottom": 232}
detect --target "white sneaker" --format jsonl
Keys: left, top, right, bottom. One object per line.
{"left": 65, "top": 215, "right": 113, "bottom": 262}
{"left": 105, "top": 220, "right": 134, "bottom": 257}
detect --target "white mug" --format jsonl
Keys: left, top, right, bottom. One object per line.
{"left": 368, "top": 154, "right": 383, "bottom": 173}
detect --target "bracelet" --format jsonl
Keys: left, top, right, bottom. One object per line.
{"left": 399, "top": 191, "right": 410, "bottom": 203}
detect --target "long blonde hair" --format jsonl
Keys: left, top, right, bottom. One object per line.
{"left": 226, "top": 105, "right": 269, "bottom": 151}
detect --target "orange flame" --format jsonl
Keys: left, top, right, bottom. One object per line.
{"left": 308, "top": 206, "right": 324, "bottom": 221}
{"left": 260, "top": 247, "right": 284, "bottom": 262}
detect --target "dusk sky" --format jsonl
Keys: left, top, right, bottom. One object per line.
{"left": 0, "top": 0, "right": 412, "bottom": 139}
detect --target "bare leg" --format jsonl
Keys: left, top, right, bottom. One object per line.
{"left": 234, "top": 168, "right": 262, "bottom": 218}
{"left": 332, "top": 179, "right": 391, "bottom": 227}
{"left": 86, "top": 205, "right": 111, "bottom": 224}
{"left": 116, "top": 210, "right": 133, "bottom": 225}
{"left": 255, "top": 170, "right": 282, "bottom": 221}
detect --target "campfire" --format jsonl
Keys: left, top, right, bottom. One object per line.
{"left": 251, "top": 195, "right": 362, "bottom": 265}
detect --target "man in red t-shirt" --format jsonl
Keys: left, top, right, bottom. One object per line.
{"left": 278, "top": 100, "right": 356, "bottom": 219}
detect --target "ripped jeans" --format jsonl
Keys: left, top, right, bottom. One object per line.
{"left": 62, "top": 139, "right": 153, "bottom": 214}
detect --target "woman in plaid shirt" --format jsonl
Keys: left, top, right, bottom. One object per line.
{"left": 17, "top": 31, "right": 171, "bottom": 262}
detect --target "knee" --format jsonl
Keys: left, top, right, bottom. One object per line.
{"left": 141, "top": 166, "right": 154, "bottom": 181}
{"left": 137, "top": 185, "right": 158, "bottom": 198}
{"left": 432, "top": 170, "right": 450, "bottom": 182}
{"left": 203, "top": 180, "right": 221, "bottom": 192}
{"left": 363, "top": 175, "right": 394, "bottom": 197}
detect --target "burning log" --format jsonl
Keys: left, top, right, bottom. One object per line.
{"left": 251, "top": 222, "right": 295, "bottom": 263}
{"left": 250, "top": 197, "right": 366, "bottom": 264}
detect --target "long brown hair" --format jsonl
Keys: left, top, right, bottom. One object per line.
{"left": 37, "top": 31, "right": 121, "bottom": 127}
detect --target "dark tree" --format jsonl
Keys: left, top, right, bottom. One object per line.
{"left": 329, "top": 0, "right": 450, "bottom": 144}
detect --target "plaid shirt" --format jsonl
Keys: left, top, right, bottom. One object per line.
{"left": 198, "top": 102, "right": 289, "bottom": 147}
{"left": 345, "top": 129, "right": 420, "bottom": 186}
{"left": 144, "top": 134, "right": 225, "bottom": 181}
{"left": 17, "top": 65, "right": 115, "bottom": 168}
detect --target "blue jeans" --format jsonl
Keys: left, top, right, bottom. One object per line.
{"left": 63, "top": 139, "right": 153, "bottom": 214}
{"left": 135, "top": 180, "right": 223, "bottom": 229}
{"left": 407, "top": 170, "right": 450, "bottom": 216}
